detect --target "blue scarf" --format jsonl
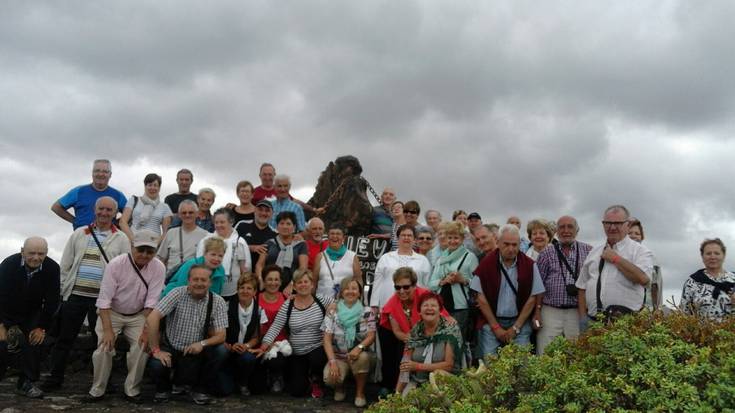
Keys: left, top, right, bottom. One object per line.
{"left": 337, "top": 299, "right": 363, "bottom": 346}
{"left": 325, "top": 245, "right": 348, "bottom": 261}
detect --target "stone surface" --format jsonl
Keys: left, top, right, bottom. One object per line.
{"left": 307, "top": 156, "right": 374, "bottom": 236}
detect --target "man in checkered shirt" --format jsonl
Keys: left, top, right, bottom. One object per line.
{"left": 145, "top": 264, "right": 228, "bottom": 405}
{"left": 533, "top": 216, "right": 592, "bottom": 355}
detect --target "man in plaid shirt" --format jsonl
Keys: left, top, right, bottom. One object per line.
{"left": 145, "top": 264, "right": 228, "bottom": 405}
{"left": 533, "top": 216, "right": 592, "bottom": 354}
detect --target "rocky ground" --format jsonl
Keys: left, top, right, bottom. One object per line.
{"left": 0, "top": 330, "right": 380, "bottom": 413}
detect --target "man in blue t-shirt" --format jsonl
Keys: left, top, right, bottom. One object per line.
{"left": 51, "top": 159, "right": 127, "bottom": 229}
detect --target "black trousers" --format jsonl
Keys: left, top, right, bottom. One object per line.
{"left": 379, "top": 326, "right": 404, "bottom": 391}
{"left": 147, "top": 343, "right": 228, "bottom": 394}
{"left": 286, "top": 347, "right": 326, "bottom": 397}
{"left": 0, "top": 317, "right": 42, "bottom": 388}
{"left": 47, "top": 295, "right": 98, "bottom": 384}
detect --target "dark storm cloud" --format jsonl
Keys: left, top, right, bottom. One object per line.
{"left": 1, "top": 1, "right": 735, "bottom": 298}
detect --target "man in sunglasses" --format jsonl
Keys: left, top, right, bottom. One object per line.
{"left": 85, "top": 230, "right": 166, "bottom": 403}
{"left": 576, "top": 205, "right": 652, "bottom": 330}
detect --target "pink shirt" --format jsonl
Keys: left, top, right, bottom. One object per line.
{"left": 96, "top": 254, "right": 165, "bottom": 314}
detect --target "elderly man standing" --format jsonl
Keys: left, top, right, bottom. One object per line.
{"left": 305, "top": 217, "right": 328, "bottom": 269}
{"left": 43, "top": 196, "right": 131, "bottom": 391}
{"left": 146, "top": 265, "right": 228, "bottom": 405}
{"left": 157, "top": 200, "right": 209, "bottom": 276}
{"left": 86, "top": 230, "right": 165, "bottom": 403}
{"left": 164, "top": 169, "right": 198, "bottom": 218}
{"left": 51, "top": 159, "right": 128, "bottom": 229}
{"left": 370, "top": 187, "right": 396, "bottom": 237}
{"left": 269, "top": 175, "right": 306, "bottom": 233}
{"left": 474, "top": 224, "right": 499, "bottom": 260}
{"left": 507, "top": 216, "right": 531, "bottom": 253}
{"left": 0, "top": 237, "right": 60, "bottom": 398}
{"left": 239, "top": 199, "right": 277, "bottom": 267}
{"left": 470, "top": 224, "right": 545, "bottom": 357}
{"left": 577, "top": 205, "right": 652, "bottom": 328}
{"left": 534, "top": 216, "right": 592, "bottom": 354}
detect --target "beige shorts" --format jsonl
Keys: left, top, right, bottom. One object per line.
{"left": 323, "top": 351, "right": 374, "bottom": 386}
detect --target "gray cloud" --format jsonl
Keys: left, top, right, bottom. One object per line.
{"left": 2, "top": 1, "right": 735, "bottom": 299}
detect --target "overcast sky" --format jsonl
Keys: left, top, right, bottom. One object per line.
{"left": 2, "top": 1, "right": 734, "bottom": 304}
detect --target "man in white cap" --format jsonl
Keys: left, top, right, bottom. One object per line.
{"left": 85, "top": 230, "right": 165, "bottom": 403}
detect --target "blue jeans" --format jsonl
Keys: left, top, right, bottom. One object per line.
{"left": 215, "top": 350, "right": 259, "bottom": 395}
{"left": 477, "top": 318, "right": 532, "bottom": 358}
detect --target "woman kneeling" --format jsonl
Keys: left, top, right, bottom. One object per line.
{"left": 322, "top": 276, "right": 376, "bottom": 407}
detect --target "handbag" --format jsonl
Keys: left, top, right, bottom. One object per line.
{"left": 439, "top": 252, "right": 469, "bottom": 312}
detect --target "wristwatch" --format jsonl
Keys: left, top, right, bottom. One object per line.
{"left": 200, "top": 340, "right": 207, "bottom": 348}
{"left": 357, "top": 344, "right": 365, "bottom": 351}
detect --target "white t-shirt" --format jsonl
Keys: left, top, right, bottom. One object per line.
{"left": 197, "top": 230, "right": 252, "bottom": 297}
{"left": 369, "top": 251, "right": 431, "bottom": 309}
{"left": 317, "top": 250, "right": 357, "bottom": 298}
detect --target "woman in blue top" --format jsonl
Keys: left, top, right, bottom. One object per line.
{"left": 162, "top": 236, "right": 226, "bottom": 297}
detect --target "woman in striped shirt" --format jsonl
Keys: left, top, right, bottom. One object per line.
{"left": 260, "top": 269, "right": 333, "bottom": 398}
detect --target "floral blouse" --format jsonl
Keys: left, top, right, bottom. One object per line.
{"left": 680, "top": 270, "right": 735, "bottom": 321}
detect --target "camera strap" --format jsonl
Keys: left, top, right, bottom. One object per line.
{"left": 554, "top": 242, "right": 579, "bottom": 283}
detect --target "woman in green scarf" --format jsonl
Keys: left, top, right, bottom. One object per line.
{"left": 398, "top": 292, "right": 463, "bottom": 396}
{"left": 321, "top": 276, "right": 376, "bottom": 408}
{"left": 428, "top": 221, "right": 479, "bottom": 341}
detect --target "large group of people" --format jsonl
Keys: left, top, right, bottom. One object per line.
{"left": 0, "top": 159, "right": 732, "bottom": 408}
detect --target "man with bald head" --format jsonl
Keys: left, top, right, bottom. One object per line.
{"left": 304, "top": 217, "right": 327, "bottom": 269}
{"left": 43, "top": 196, "right": 131, "bottom": 391}
{"left": 533, "top": 216, "right": 592, "bottom": 354}
{"left": 507, "top": 216, "right": 531, "bottom": 253}
{"left": 0, "top": 237, "right": 60, "bottom": 398}
{"left": 370, "top": 187, "right": 396, "bottom": 237}
{"left": 576, "top": 205, "right": 652, "bottom": 329}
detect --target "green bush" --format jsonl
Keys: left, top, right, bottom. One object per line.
{"left": 368, "top": 312, "right": 735, "bottom": 413}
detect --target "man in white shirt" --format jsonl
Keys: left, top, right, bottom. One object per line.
{"left": 576, "top": 205, "right": 653, "bottom": 329}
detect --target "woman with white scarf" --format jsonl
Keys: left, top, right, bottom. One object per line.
{"left": 197, "top": 208, "right": 252, "bottom": 302}
{"left": 119, "top": 173, "right": 173, "bottom": 242}
{"left": 255, "top": 211, "right": 308, "bottom": 295}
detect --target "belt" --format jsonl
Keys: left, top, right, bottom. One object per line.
{"left": 496, "top": 316, "right": 517, "bottom": 320}
{"left": 117, "top": 309, "right": 144, "bottom": 317}
{"left": 546, "top": 304, "right": 577, "bottom": 310}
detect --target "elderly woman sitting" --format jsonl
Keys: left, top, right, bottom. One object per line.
{"left": 378, "top": 267, "right": 449, "bottom": 397}
{"left": 217, "top": 274, "right": 267, "bottom": 397}
{"left": 259, "top": 269, "right": 333, "bottom": 398}
{"left": 322, "top": 276, "right": 375, "bottom": 407}
{"left": 398, "top": 292, "right": 463, "bottom": 396}
{"left": 525, "top": 219, "right": 555, "bottom": 261}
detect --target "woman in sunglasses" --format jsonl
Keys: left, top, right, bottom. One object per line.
{"left": 377, "top": 267, "right": 449, "bottom": 396}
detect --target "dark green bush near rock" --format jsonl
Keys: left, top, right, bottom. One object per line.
{"left": 368, "top": 311, "right": 735, "bottom": 413}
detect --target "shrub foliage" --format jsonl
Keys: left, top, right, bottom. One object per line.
{"left": 368, "top": 311, "right": 735, "bottom": 413}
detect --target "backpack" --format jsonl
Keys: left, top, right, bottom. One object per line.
{"left": 284, "top": 294, "right": 326, "bottom": 335}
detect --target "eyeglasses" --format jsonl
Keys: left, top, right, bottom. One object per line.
{"left": 394, "top": 284, "right": 414, "bottom": 291}
{"left": 404, "top": 210, "right": 418, "bottom": 214}
{"left": 417, "top": 237, "right": 433, "bottom": 241}
{"left": 602, "top": 221, "right": 627, "bottom": 228}
{"left": 93, "top": 169, "right": 111, "bottom": 174}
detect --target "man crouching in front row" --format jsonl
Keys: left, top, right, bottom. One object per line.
{"left": 145, "top": 264, "right": 228, "bottom": 405}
